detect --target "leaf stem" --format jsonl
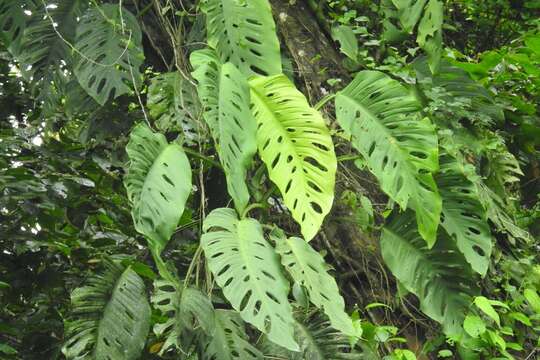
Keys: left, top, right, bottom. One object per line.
{"left": 183, "top": 148, "right": 222, "bottom": 169}
{"left": 337, "top": 154, "right": 363, "bottom": 162}
{"left": 314, "top": 93, "right": 336, "bottom": 110}
{"left": 241, "top": 203, "right": 265, "bottom": 218}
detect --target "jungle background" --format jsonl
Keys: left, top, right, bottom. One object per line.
{"left": 0, "top": 0, "right": 539, "bottom": 359}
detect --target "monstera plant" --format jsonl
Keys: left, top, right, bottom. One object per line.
{"left": 0, "top": 0, "right": 536, "bottom": 359}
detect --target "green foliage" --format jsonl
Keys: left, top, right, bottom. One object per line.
{"left": 336, "top": 70, "right": 441, "bottom": 246}
{"left": 74, "top": 4, "right": 144, "bottom": 105}
{"left": 380, "top": 211, "right": 478, "bottom": 335}
{"left": 0, "top": 0, "right": 537, "bottom": 358}
{"left": 147, "top": 71, "right": 201, "bottom": 143}
{"left": 272, "top": 229, "right": 357, "bottom": 337}
{"left": 124, "top": 123, "right": 192, "bottom": 266}
{"left": 201, "top": 0, "right": 282, "bottom": 76}
{"left": 151, "top": 280, "right": 214, "bottom": 354}
{"left": 201, "top": 208, "right": 298, "bottom": 351}
{"left": 261, "top": 312, "right": 362, "bottom": 360}
{"left": 62, "top": 259, "right": 151, "bottom": 360}
{"left": 201, "top": 309, "right": 263, "bottom": 360}
{"left": 436, "top": 154, "right": 492, "bottom": 275}
{"left": 191, "top": 49, "right": 257, "bottom": 214}
{"left": 250, "top": 74, "right": 337, "bottom": 241}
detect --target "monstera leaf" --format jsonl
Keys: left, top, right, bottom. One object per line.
{"left": 62, "top": 259, "right": 151, "bottom": 360}
{"left": 335, "top": 70, "right": 441, "bottom": 246}
{"left": 74, "top": 4, "right": 144, "bottom": 105}
{"left": 201, "top": 0, "right": 281, "bottom": 76}
{"left": 147, "top": 72, "right": 201, "bottom": 144}
{"left": 201, "top": 208, "right": 298, "bottom": 351}
{"left": 151, "top": 280, "right": 214, "bottom": 355}
{"left": 436, "top": 154, "right": 492, "bottom": 275}
{"left": 0, "top": 0, "right": 32, "bottom": 53}
{"left": 124, "top": 124, "right": 192, "bottom": 260}
{"left": 201, "top": 310, "right": 263, "bottom": 360}
{"left": 272, "top": 229, "right": 356, "bottom": 337}
{"left": 261, "top": 312, "right": 361, "bottom": 360}
{"left": 380, "top": 211, "right": 478, "bottom": 335}
{"left": 417, "top": 0, "right": 443, "bottom": 73}
{"left": 191, "top": 49, "right": 257, "bottom": 214}
{"left": 250, "top": 74, "right": 337, "bottom": 241}
{"left": 16, "top": 0, "right": 85, "bottom": 79}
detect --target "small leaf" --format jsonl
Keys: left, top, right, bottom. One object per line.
{"left": 509, "top": 312, "right": 531, "bottom": 326}
{"left": 331, "top": 25, "right": 358, "bottom": 61}
{"left": 524, "top": 288, "right": 540, "bottom": 313}
{"left": 474, "top": 296, "right": 500, "bottom": 326}
{"left": 463, "top": 314, "right": 486, "bottom": 338}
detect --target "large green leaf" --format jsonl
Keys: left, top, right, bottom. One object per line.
{"left": 380, "top": 211, "right": 478, "bottom": 335}
{"left": 124, "top": 123, "right": 192, "bottom": 258}
{"left": 201, "top": 208, "right": 298, "bottom": 351}
{"left": 261, "top": 312, "right": 361, "bottom": 360}
{"left": 190, "top": 49, "right": 257, "bottom": 214}
{"left": 436, "top": 154, "right": 492, "bottom": 275}
{"left": 62, "top": 259, "right": 151, "bottom": 360}
{"left": 201, "top": 0, "right": 281, "bottom": 76}
{"left": 151, "top": 280, "right": 214, "bottom": 355}
{"left": 250, "top": 74, "right": 337, "bottom": 241}
{"left": 381, "top": 0, "right": 427, "bottom": 34}
{"left": 201, "top": 310, "right": 263, "bottom": 360}
{"left": 272, "top": 229, "right": 356, "bottom": 337}
{"left": 416, "top": 0, "right": 443, "bottom": 73}
{"left": 17, "top": 0, "right": 84, "bottom": 79}
{"left": 0, "top": 0, "right": 32, "bottom": 53}
{"left": 74, "top": 4, "right": 144, "bottom": 105}
{"left": 335, "top": 70, "right": 441, "bottom": 246}
{"left": 147, "top": 71, "right": 201, "bottom": 144}
{"left": 13, "top": 0, "right": 85, "bottom": 114}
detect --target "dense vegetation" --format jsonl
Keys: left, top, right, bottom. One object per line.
{"left": 0, "top": 0, "right": 538, "bottom": 359}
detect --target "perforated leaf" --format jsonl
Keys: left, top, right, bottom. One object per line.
{"left": 0, "top": 0, "right": 31, "bottom": 53}
{"left": 191, "top": 49, "right": 257, "bottom": 214}
{"left": 335, "top": 70, "right": 441, "bottom": 246}
{"left": 417, "top": 0, "right": 443, "bottom": 73}
{"left": 74, "top": 4, "right": 144, "bottom": 105}
{"left": 124, "top": 123, "right": 192, "bottom": 257}
{"left": 201, "top": 208, "right": 298, "bottom": 351}
{"left": 62, "top": 259, "right": 151, "bottom": 360}
{"left": 436, "top": 154, "right": 492, "bottom": 275}
{"left": 147, "top": 72, "right": 201, "bottom": 145}
{"left": 261, "top": 312, "right": 361, "bottom": 360}
{"left": 201, "top": 310, "right": 263, "bottom": 360}
{"left": 151, "top": 280, "right": 214, "bottom": 355}
{"left": 272, "top": 230, "right": 356, "bottom": 337}
{"left": 250, "top": 74, "right": 337, "bottom": 241}
{"left": 201, "top": 0, "right": 281, "bottom": 76}
{"left": 14, "top": 0, "right": 85, "bottom": 104}
{"left": 381, "top": 211, "right": 478, "bottom": 335}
